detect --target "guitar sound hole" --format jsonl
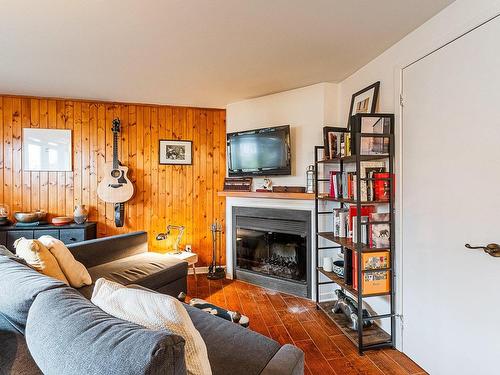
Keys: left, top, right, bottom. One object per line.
{"left": 111, "top": 170, "right": 121, "bottom": 178}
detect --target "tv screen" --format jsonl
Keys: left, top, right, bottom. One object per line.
{"left": 227, "top": 125, "right": 291, "bottom": 176}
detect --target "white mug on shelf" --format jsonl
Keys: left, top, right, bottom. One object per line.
{"left": 323, "top": 257, "right": 333, "bottom": 272}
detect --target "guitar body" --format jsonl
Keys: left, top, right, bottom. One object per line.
{"left": 97, "top": 118, "right": 134, "bottom": 214}
{"left": 97, "top": 162, "right": 134, "bottom": 203}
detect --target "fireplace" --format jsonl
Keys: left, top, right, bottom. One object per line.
{"left": 232, "top": 207, "right": 311, "bottom": 298}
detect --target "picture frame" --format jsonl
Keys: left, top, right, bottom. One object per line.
{"left": 159, "top": 140, "right": 192, "bottom": 165}
{"left": 322, "top": 126, "right": 347, "bottom": 159}
{"left": 23, "top": 128, "right": 72, "bottom": 171}
{"left": 348, "top": 81, "right": 380, "bottom": 127}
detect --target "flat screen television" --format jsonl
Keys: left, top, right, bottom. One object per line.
{"left": 227, "top": 125, "right": 291, "bottom": 176}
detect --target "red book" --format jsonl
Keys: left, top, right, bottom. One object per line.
{"left": 373, "top": 172, "right": 391, "bottom": 201}
{"left": 329, "top": 171, "right": 334, "bottom": 197}
{"left": 329, "top": 171, "right": 338, "bottom": 198}
{"left": 348, "top": 205, "right": 376, "bottom": 237}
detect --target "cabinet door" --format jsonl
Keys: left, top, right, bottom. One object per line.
{"left": 7, "top": 231, "right": 34, "bottom": 252}
{"left": 59, "top": 229, "right": 85, "bottom": 244}
{"left": 35, "top": 229, "right": 60, "bottom": 239}
{"left": 0, "top": 232, "right": 6, "bottom": 247}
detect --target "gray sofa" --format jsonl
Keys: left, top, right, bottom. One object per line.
{"left": 67, "top": 231, "right": 188, "bottom": 298}
{"left": 0, "top": 234, "right": 304, "bottom": 375}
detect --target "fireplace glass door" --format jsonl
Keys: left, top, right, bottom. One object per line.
{"left": 235, "top": 228, "right": 307, "bottom": 283}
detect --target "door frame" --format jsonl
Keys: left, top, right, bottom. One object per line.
{"left": 393, "top": 11, "right": 500, "bottom": 352}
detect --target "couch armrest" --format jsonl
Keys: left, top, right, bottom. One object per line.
{"left": 260, "top": 344, "right": 304, "bottom": 375}
{"left": 67, "top": 231, "right": 148, "bottom": 268}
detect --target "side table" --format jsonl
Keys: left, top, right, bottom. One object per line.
{"left": 168, "top": 251, "right": 198, "bottom": 279}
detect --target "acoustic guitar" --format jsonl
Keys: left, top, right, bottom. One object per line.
{"left": 97, "top": 118, "right": 134, "bottom": 225}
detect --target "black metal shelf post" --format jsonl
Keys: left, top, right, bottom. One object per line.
{"left": 314, "top": 113, "right": 396, "bottom": 355}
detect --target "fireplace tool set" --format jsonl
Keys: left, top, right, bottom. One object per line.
{"left": 207, "top": 220, "right": 225, "bottom": 280}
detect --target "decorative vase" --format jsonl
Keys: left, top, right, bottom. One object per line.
{"left": 73, "top": 205, "right": 88, "bottom": 224}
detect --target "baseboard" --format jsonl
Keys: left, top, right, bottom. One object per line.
{"left": 188, "top": 265, "right": 227, "bottom": 275}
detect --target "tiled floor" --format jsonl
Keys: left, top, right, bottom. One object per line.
{"left": 187, "top": 275, "right": 427, "bottom": 375}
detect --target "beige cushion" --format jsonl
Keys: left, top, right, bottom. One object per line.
{"left": 38, "top": 235, "right": 92, "bottom": 288}
{"left": 91, "top": 278, "right": 211, "bottom": 375}
{"left": 14, "top": 238, "right": 69, "bottom": 285}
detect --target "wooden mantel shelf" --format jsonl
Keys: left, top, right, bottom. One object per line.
{"left": 218, "top": 191, "right": 315, "bottom": 200}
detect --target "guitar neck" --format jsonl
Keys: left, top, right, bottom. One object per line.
{"left": 113, "top": 131, "right": 119, "bottom": 169}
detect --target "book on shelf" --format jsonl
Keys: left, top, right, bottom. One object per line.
{"left": 333, "top": 208, "right": 349, "bottom": 237}
{"left": 373, "top": 172, "right": 391, "bottom": 201}
{"left": 327, "top": 169, "right": 389, "bottom": 202}
{"left": 349, "top": 205, "right": 375, "bottom": 238}
{"left": 353, "top": 250, "right": 390, "bottom": 294}
{"left": 359, "top": 162, "right": 385, "bottom": 201}
{"left": 369, "top": 213, "right": 391, "bottom": 248}
{"left": 352, "top": 216, "right": 369, "bottom": 243}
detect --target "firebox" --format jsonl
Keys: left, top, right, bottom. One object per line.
{"left": 232, "top": 207, "right": 311, "bottom": 298}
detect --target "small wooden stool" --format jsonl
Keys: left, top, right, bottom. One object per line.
{"left": 168, "top": 251, "right": 198, "bottom": 279}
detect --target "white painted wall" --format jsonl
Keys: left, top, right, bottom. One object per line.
{"left": 336, "top": 0, "right": 500, "bottom": 360}
{"left": 226, "top": 82, "right": 339, "bottom": 188}
{"left": 338, "top": 0, "right": 500, "bottom": 123}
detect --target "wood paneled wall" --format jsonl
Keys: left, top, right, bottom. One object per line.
{"left": 0, "top": 95, "right": 226, "bottom": 266}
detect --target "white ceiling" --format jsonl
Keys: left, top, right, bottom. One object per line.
{"left": 0, "top": 0, "right": 454, "bottom": 108}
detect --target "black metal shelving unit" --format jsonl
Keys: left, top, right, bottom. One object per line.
{"left": 314, "top": 113, "right": 396, "bottom": 355}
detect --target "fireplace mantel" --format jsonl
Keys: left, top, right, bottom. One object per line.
{"left": 218, "top": 191, "right": 314, "bottom": 200}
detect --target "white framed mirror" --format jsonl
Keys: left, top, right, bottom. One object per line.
{"left": 23, "top": 128, "right": 72, "bottom": 171}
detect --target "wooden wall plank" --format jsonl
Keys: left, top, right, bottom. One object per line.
{"left": 0, "top": 98, "right": 3, "bottom": 204}
{"left": 29, "top": 99, "right": 40, "bottom": 211}
{"left": 56, "top": 100, "right": 66, "bottom": 217}
{"left": 88, "top": 103, "right": 98, "bottom": 222}
{"left": 47, "top": 100, "right": 58, "bottom": 221}
{"left": 21, "top": 98, "right": 31, "bottom": 212}
{"left": 0, "top": 94, "right": 225, "bottom": 266}
{"left": 12, "top": 98, "right": 22, "bottom": 214}
{"left": 96, "top": 104, "right": 107, "bottom": 236}
{"left": 3, "top": 98, "right": 12, "bottom": 211}
{"left": 64, "top": 101, "right": 74, "bottom": 217}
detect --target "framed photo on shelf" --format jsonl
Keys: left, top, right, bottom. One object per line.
{"left": 348, "top": 81, "right": 380, "bottom": 128}
{"left": 159, "top": 140, "right": 192, "bottom": 165}
{"left": 322, "top": 126, "right": 347, "bottom": 159}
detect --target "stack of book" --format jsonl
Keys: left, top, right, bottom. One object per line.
{"left": 328, "top": 162, "right": 390, "bottom": 201}
{"left": 352, "top": 250, "right": 390, "bottom": 295}
{"left": 332, "top": 209, "right": 390, "bottom": 247}
{"left": 325, "top": 130, "right": 352, "bottom": 159}
{"left": 351, "top": 212, "right": 391, "bottom": 294}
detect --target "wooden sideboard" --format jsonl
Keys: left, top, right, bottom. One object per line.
{"left": 0, "top": 222, "right": 97, "bottom": 252}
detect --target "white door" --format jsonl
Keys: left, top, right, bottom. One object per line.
{"left": 402, "top": 16, "right": 500, "bottom": 375}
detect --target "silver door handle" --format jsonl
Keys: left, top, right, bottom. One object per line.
{"left": 465, "top": 243, "right": 500, "bottom": 257}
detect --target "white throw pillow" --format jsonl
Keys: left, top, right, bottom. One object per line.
{"left": 37, "top": 235, "right": 92, "bottom": 288}
{"left": 14, "top": 238, "right": 69, "bottom": 285}
{"left": 91, "top": 278, "right": 212, "bottom": 375}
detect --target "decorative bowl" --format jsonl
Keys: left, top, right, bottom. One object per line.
{"left": 52, "top": 216, "right": 73, "bottom": 226}
{"left": 14, "top": 210, "right": 46, "bottom": 223}
{"left": 332, "top": 260, "right": 344, "bottom": 277}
